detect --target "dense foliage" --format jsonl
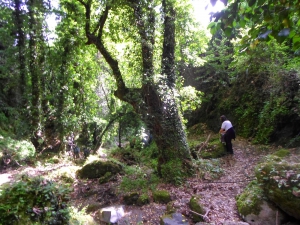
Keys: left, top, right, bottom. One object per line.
{"left": 210, "top": 0, "right": 300, "bottom": 53}
{"left": 0, "top": 175, "right": 71, "bottom": 225}
{"left": 189, "top": 29, "right": 300, "bottom": 145}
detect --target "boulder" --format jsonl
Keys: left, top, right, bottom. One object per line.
{"left": 99, "top": 205, "right": 125, "bottom": 224}
{"left": 99, "top": 172, "right": 113, "bottom": 184}
{"left": 236, "top": 180, "right": 288, "bottom": 225}
{"left": 189, "top": 195, "right": 205, "bottom": 223}
{"left": 76, "top": 159, "right": 122, "bottom": 179}
{"left": 160, "top": 213, "right": 189, "bottom": 225}
{"left": 153, "top": 190, "right": 172, "bottom": 204}
{"left": 123, "top": 192, "right": 139, "bottom": 205}
{"left": 255, "top": 155, "right": 300, "bottom": 220}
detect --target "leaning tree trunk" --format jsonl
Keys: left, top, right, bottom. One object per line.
{"left": 80, "top": 0, "right": 193, "bottom": 179}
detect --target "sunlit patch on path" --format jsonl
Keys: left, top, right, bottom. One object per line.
{"left": 0, "top": 173, "right": 12, "bottom": 185}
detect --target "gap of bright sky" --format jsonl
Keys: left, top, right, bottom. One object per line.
{"left": 191, "top": 0, "right": 225, "bottom": 27}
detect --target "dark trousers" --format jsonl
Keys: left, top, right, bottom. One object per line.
{"left": 224, "top": 127, "right": 235, "bottom": 154}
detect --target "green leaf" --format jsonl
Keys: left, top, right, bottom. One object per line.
{"left": 207, "top": 22, "right": 216, "bottom": 29}
{"left": 288, "top": 30, "right": 296, "bottom": 38}
{"left": 233, "top": 20, "right": 237, "bottom": 27}
{"left": 239, "top": 20, "right": 246, "bottom": 28}
{"left": 225, "top": 27, "right": 232, "bottom": 37}
{"left": 293, "top": 35, "right": 300, "bottom": 44}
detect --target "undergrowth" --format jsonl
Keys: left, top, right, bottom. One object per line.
{"left": 0, "top": 174, "right": 71, "bottom": 225}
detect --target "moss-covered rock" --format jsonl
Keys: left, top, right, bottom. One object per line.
{"left": 255, "top": 160, "right": 300, "bottom": 220}
{"left": 272, "top": 149, "right": 290, "bottom": 158}
{"left": 137, "top": 193, "right": 150, "bottom": 206}
{"left": 86, "top": 203, "right": 102, "bottom": 213}
{"left": 76, "top": 160, "right": 122, "bottom": 179}
{"left": 153, "top": 190, "right": 171, "bottom": 204}
{"left": 236, "top": 181, "right": 287, "bottom": 224}
{"left": 166, "top": 201, "right": 177, "bottom": 214}
{"left": 189, "top": 195, "right": 205, "bottom": 222}
{"left": 236, "top": 180, "right": 264, "bottom": 216}
{"left": 123, "top": 192, "right": 139, "bottom": 205}
{"left": 99, "top": 172, "right": 113, "bottom": 184}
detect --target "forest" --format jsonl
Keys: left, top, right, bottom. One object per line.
{"left": 0, "top": 0, "right": 299, "bottom": 224}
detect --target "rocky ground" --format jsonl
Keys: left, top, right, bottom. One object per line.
{"left": 0, "top": 138, "right": 283, "bottom": 224}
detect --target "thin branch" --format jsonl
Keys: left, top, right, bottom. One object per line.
{"left": 95, "top": 5, "right": 110, "bottom": 37}
{"left": 190, "top": 209, "right": 210, "bottom": 222}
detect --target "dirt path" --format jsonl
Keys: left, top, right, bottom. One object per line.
{"left": 158, "top": 138, "right": 277, "bottom": 224}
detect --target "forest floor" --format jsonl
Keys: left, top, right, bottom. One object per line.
{"left": 0, "top": 137, "right": 283, "bottom": 225}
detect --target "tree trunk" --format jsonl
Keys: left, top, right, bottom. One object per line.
{"left": 80, "top": 0, "right": 193, "bottom": 179}
{"left": 28, "top": 0, "right": 42, "bottom": 150}
{"left": 14, "top": 0, "right": 26, "bottom": 107}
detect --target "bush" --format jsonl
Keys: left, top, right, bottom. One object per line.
{"left": 0, "top": 133, "right": 35, "bottom": 162}
{"left": 160, "top": 159, "right": 187, "bottom": 185}
{"left": 0, "top": 175, "right": 71, "bottom": 225}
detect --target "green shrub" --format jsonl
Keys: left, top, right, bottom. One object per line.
{"left": 194, "top": 158, "right": 223, "bottom": 179}
{"left": 0, "top": 175, "right": 71, "bottom": 225}
{"left": 160, "top": 159, "right": 187, "bottom": 185}
{"left": 120, "top": 165, "right": 159, "bottom": 194}
{"left": 0, "top": 134, "right": 35, "bottom": 161}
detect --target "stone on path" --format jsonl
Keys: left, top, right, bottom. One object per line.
{"left": 161, "top": 213, "right": 189, "bottom": 225}
{"left": 99, "top": 205, "right": 125, "bottom": 223}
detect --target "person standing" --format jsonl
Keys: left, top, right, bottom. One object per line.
{"left": 219, "top": 115, "right": 236, "bottom": 154}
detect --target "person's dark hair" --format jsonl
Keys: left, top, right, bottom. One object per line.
{"left": 220, "top": 115, "right": 227, "bottom": 122}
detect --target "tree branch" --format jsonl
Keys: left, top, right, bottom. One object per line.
{"left": 79, "top": 1, "right": 141, "bottom": 104}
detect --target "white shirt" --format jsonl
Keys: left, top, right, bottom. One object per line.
{"left": 221, "top": 120, "right": 233, "bottom": 131}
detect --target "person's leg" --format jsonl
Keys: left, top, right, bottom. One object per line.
{"left": 226, "top": 139, "right": 233, "bottom": 154}
{"left": 224, "top": 134, "right": 233, "bottom": 154}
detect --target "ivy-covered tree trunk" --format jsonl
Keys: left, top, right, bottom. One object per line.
{"left": 28, "top": 0, "right": 41, "bottom": 150}
{"left": 78, "top": 0, "right": 192, "bottom": 178}
{"left": 13, "top": 0, "right": 26, "bottom": 107}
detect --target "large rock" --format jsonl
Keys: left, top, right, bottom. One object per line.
{"left": 76, "top": 159, "right": 122, "bottom": 179}
{"left": 255, "top": 153, "right": 300, "bottom": 220}
{"left": 153, "top": 190, "right": 172, "bottom": 204}
{"left": 99, "top": 205, "right": 125, "bottom": 223}
{"left": 236, "top": 180, "right": 288, "bottom": 225}
{"left": 160, "top": 213, "right": 189, "bottom": 225}
{"left": 189, "top": 195, "right": 205, "bottom": 223}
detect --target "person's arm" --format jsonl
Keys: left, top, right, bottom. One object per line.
{"left": 219, "top": 128, "right": 225, "bottom": 134}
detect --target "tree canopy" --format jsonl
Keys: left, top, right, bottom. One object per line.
{"left": 209, "top": 0, "right": 300, "bottom": 52}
